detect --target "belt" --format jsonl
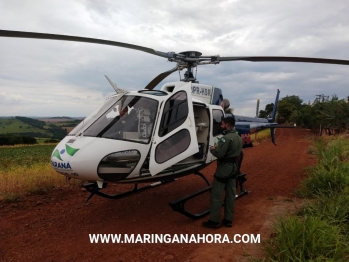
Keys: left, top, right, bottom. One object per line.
{"left": 218, "top": 157, "right": 238, "bottom": 164}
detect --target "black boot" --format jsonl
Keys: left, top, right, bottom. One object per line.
{"left": 202, "top": 220, "right": 221, "bottom": 228}
{"left": 222, "top": 219, "right": 232, "bottom": 227}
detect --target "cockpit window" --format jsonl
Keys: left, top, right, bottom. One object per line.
{"left": 69, "top": 96, "right": 119, "bottom": 136}
{"left": 158, "top": 91, "right": 188, "bottom": 137}
{"left": 83, "top": 95, "right": 158, "bottom": 144}
{"left": 212, "top": 109, "right": 224, "bottom": 136}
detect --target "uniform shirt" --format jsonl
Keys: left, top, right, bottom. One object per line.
{"left": 210, "top": 128, "right": 243, "bottom": 179}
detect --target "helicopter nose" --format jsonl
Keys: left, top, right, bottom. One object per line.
{"left": 51, "top": 143, "right": 80, "bottom": 177}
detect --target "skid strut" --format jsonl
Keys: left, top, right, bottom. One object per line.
{"left": 236, "top": 172, "right": 249, "bottom": 198}
{"left": 83, "top": 171, "right": 249, "bottom": 220}
{"left": 169, "top": 171, "right": 212, "bottom": 219}
{"left": 169, "top": 171, "right": 249, "bottom": 219}
{"left": 84, "top": 179, "right": 175, "bottom": 203}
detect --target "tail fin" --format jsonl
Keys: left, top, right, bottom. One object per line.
{"left": 268, "top": 89, "right": 280, "bottom": 123}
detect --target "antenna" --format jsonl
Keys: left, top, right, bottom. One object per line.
{"left": 255, "top": 99, "right": 260, "bottom": 117}
{"left": 105, "top": 75, "right": 126, "bottom": 94}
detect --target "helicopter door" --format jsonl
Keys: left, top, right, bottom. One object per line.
{"left": 149, "top": 85, "right": 199, "bottom": 175}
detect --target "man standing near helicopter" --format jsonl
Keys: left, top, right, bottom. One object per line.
{"left": 203, "top": 116, "right": 243, "bottom": 228}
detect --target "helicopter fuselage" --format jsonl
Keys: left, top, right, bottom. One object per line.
{"left": 51, "top": 81, "right": 226, "bottom": 186}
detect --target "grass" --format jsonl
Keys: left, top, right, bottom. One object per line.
{"left": 1, "top": 164, "right": 69, "bottom": 201}
{"left": 307, "top": 136, "right": 349, "bottom": 165}
{"left": 264, "top": 215, "right": 349, "bottom": 262}
{"left": 298, "top": 137, "right": 349, "bottom": 198}
{"left": 297, "top": 164, "right": 349, "bottom": 197}
{"left": 0, "top": 144, "right": 82, "bottom": 201}
{"left": 251, "top": 129, "right": 271, "bottom": 142}
{"left": 259, "top": 134, "right": 349, "bottom": 261}
{"left": 297, "top": 191, "right": 349, "bottom": 233}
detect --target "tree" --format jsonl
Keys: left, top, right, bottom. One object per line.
{"left": 290, "top": 104, "right": 313, "bottom": 127}
{"left": 290, "top": 94, "right": 349, "bottom": 134}
{"left": 319, "top": 95, "right": 349, "bottom": 132}
{"left": 277, "top": 95, "right": 303, "bottom": 122}
{"left": 258, "top": 103, "right": 274, "bottom": 118}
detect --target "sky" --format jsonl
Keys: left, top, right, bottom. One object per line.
{"left": 0, "top": 0, "right": 348, "bottom": 117}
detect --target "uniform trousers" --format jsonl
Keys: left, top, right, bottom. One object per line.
{"left": 209, "top": 176, "right": 236, "bottom": 223}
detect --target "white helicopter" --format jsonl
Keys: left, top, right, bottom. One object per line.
{"left": 1, "top": 30, "right": 349, "bottom": 218}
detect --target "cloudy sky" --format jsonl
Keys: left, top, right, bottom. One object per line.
{"left": 0, "top": 0, "right": 348, "bottom": 117}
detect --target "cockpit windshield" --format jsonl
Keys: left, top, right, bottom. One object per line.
{"left": 83, "top": 95, "right": 158, "bottom": 144}
{"left": 68, "top": 96, "right": 118, "bottom": 136}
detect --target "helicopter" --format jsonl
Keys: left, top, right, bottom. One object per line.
{"left": 1, "top": 30, "right": 349, "bottom": 218}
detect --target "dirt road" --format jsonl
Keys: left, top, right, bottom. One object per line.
{"left": 0, "top": 128, "right": 316, "bottom": 262}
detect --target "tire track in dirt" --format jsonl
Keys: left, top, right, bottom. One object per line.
{"left": 0, "top": 128, "right": 316, "bottom": 262}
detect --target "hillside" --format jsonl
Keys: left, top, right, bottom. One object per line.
{"left": 0, "top": 116, "right": 80, "bottom": 140}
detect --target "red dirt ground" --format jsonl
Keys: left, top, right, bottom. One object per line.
{"left": 0, "top": 128, "right": 316, "bottom": 262}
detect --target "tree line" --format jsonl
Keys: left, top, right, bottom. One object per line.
{"left": 15, "top": 116, "right": 46, "bottom": 129}
{"left": 258, "top": 94, "right": 349, "bottom": 134}
{"left": 0, "top": 134, "right": 37, "bottom": 146}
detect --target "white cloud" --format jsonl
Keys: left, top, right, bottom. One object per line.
{"left": 0, "top": 0, "right": 348, "bottom": 117}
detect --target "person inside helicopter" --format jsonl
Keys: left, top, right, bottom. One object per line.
{"left": 102, "top": 105, "right": 138, "bottom": 139}
{"left": 134, "top": 99, "right": 156, "bottom": 121}
{"left": 132, "top": 98, "right": 157, "bottom": 139}
{"left": 84, "top": 95, "right": 158, "bottom": 143}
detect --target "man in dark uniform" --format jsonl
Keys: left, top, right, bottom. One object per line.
{"left": 202, "top": 116, "right": 243, "bottom": 228}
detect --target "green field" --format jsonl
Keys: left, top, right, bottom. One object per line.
{"left": 0, "top": 117, "right": 77, "bottom": 143}
{"left": 0, "top": 118, "right": 49, "bottom": 135}
{"left": 0, "top": 144, "right": 56, "bottom": 171}
{"left": 0, "top": 144, "right": 82, "bottom": 201}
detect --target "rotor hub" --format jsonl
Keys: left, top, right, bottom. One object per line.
{"left": 179, "top": 51, "right": 202, "bottom": 58}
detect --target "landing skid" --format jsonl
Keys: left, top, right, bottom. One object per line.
{"left": 169, "top": 171, "right": 212, "bottom": 219}
{"left": 83, "top": 171, "right": 249, "bottom": 220}
{"left": 169, "top": 171, "right": 249, "bottom": 219}
{"left": 83, "top": 179, "right": 176, "bottom": 203}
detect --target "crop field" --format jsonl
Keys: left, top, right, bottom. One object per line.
{"left": 0, "top": 145, "right": 55, "bottom": 170}
{"left": 0, "top": 144, "right": 81, "bottom": 200}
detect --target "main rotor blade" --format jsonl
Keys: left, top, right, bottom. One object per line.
{"left": 218, "top": 56, "right": 349, "bottom": 65}
{"left": 0, "top": 29, "right": 170, "bottom": 59}
{"left": 3, "top": 30, "right": 348, "bottom": 66}
{"left": 144, "top": 66, "right": 180, "bottom": 90}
